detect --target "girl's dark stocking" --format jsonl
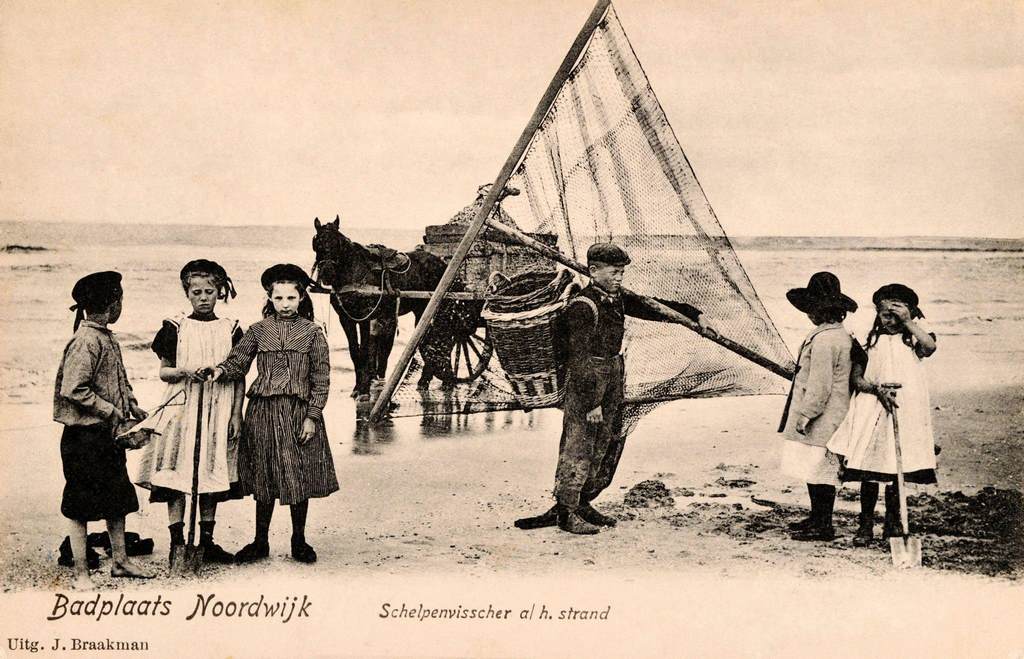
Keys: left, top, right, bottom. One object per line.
{"left": 860, "top": 482, "right": 879, "bottom": 520}
{"left": 289, "top": 501, "right": 308, "bottom": 544}
{"left": 883, "top": 484, "right": 900, "bottom": 538}
{"left": 854, "top": 481, "right": 879, "bottom": 546}
{"left": 255, "top": 501, "right": 275, "bottom": 543}
{"left": 817, "top": 485, "right": 836, "bottom": 528}
{"left": 289, "top": 501, "right": 316, "bottom": 564}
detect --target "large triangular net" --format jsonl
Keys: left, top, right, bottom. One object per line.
{"left": 389, "top": 7, "right": 794, "bottom": 434}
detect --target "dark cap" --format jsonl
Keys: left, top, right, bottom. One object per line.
{"left": 872, "top": 283, "right": 919, "bottom": 309}
{"left": 180, "top": 259, "right": 236, "bottom": 300}
{"left": 786, "top": 271, "right": 858, "bottom": 314}
{"left": 261, "top": 263, "right": 313, "bottom": 291}
{"left": 180, "top": 259, "right": 226, "bottom": 282}
{"left": 71, "top": 271, "right": 123, "bottom": 312}
{"left": 586, "top": 242, "right": 631, "bottom": 267}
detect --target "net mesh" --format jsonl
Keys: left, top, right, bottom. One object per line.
{"left": 389, "top": 8, "right": 793, "bottom": 433}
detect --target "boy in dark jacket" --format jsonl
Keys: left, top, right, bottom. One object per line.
{"left": 516, "top": 244, "right": 712, "bottom": 534}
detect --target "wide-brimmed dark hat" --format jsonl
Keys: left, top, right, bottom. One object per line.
{"left": 786, "top": 272, "right": 858, "bottom": 314}
{"left": 260, "top": 263, "right": 313, "bottom": 291}
{"left": 587, "top": 242, "right": 631, "bottom": 266}
{"left": 71, "top": 271, "right": 123, "bottom": 312}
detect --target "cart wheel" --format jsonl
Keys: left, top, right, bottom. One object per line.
{"left": 450, "top": 326, "right": 493, "bottom": 383}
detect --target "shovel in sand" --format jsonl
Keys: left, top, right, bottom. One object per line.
{"left": 170, "top": 380, "right": 205, "bottom": 574}
{"left": 884, "top": 384, "right": 923, "bottom": 568}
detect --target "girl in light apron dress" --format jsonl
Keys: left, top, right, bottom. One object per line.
{"left": 135, "top": 260, "right": 244, "bottom": 563}
{"left": 828, "top": 284, "right": 937, "bottom": 546}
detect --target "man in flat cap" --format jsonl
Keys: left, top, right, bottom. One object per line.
{"left": 516, "top": 243, "right": 714, "bottom": 534}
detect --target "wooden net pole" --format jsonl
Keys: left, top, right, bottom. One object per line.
{"left": 482, "top": 217, "right": 797, "bottom": 380}
{"left": 369, "top": 0, "right": 614, "bottom": 422}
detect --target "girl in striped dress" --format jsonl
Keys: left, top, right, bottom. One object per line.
{"left": 212, "top": 264, "right": 338, "bottom": 564}
{"left": 135, "top": 260, "right": 243, "bottom": 563}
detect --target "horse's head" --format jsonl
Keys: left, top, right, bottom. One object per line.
{"left": 311, "top": 215, "right": 351, "bottom": 287}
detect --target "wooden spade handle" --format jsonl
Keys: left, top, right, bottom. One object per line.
{"left": 887, "top": 388, "right": 910, "bottom": 539}
{"left": 186, "top": 382, "right": 204, "bottom": 547}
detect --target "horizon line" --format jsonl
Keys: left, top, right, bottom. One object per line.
{"left": 1, "top": 218, "right": 1021, "bottom": 241}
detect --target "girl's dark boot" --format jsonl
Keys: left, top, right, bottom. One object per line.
{"left": 168, "top": 522, "right": 185, "bottom": 548}
{"left": 791, "top": 485, "right": 836, "bottom": 541}
{"left": 235, "top": 501, "right": 273, "bottom": 564}
{"left": 853, "top": 482, "right": 879, "bottom": 547}
{"left": 788, "top": 484, "right": 818, "bottom": 531}
{"left": 199, "top": 521, "right": 234, "bottom": 564}
{"left": 882, "top": 484, "right": 901, "bottom": 539}
{"left": 290, "top": 501, "right": 316, "bottom": 564}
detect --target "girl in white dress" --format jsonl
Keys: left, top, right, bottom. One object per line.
{"left": 135, "top": 260, "right": 244, "bottom": 563}
{"left": 827, "top": 283, "right": 937, "bottom": 546}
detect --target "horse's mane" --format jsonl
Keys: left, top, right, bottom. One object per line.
{"left": 322, "top": 224, "right": 422, "bottom": 268}
{"left": 313, "top": 217, "right": 445, "bottom": 295}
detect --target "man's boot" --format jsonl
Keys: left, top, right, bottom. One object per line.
{"left": 578, "top": 503, "right": 617, "bottom": 527}
{"left": 557, "top": 505, "right": 600, "bottom": 535}
{"left": 514, "top": 505, "right": 559, "bottom": 530}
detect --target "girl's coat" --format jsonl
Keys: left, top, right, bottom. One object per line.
{"left": 781, "top": 322, "right": 854, "bottom": 447}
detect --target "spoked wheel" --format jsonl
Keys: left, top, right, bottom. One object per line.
{"left": 450, "top": 325, "right": 493, "bottom": 383}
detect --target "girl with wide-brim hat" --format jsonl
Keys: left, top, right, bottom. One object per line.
{"left": 778, "top": 272, "right": 859, "bottom": 541}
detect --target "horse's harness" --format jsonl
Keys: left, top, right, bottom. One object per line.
{"left": 316, "top": 244, "right": 412, "bottom": 324}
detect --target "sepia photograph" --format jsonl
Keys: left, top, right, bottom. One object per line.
{"left": 1, "top": 0, "right": 1021, "bottom": 656}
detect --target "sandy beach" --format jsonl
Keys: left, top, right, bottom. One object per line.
{"left": 0, "top": 224, "right": 1021, "bottom": 594}
{"left": 2, "top": 0, "right": 1022, "bottom": 653}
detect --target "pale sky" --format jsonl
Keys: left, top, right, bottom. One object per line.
{"left": 1, "top": 0, "right": 1021, "bottom": 237}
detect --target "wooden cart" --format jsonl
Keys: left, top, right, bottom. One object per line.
{"left": 417, "top": 222, "right": 559, "bottom": 383}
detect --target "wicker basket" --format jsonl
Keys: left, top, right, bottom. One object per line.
{"left": 482, "top": 269, "right": 580, "bottom": 409}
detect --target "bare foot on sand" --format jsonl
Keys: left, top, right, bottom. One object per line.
{"left": 70, "top": 573, "right": 94, "bottom": 591}
{"left": 111, "top": 560, "right": 155, "bottom": 579}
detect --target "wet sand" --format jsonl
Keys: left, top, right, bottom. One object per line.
{"left": 1, "top": 382, "right": 1019, "bottom": 593}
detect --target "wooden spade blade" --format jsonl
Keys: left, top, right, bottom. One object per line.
{"left": 184, "top": 545, "right": 205, "bottom": 574}
{"left": 169, "top": 544, "right": 205, "bottom": 576}
{"left": 889, "top": 536, "right": 923, "bottom": 568}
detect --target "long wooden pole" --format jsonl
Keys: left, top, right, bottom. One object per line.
{"left": 482, "top": 217, "right": 797, "bottom": 380}
{"left": 369, "top": 0, "right": 614, "bottom": 421}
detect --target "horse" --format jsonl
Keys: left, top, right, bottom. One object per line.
{"left": 311, "top": 216, "right": 457, "bottom": 398}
